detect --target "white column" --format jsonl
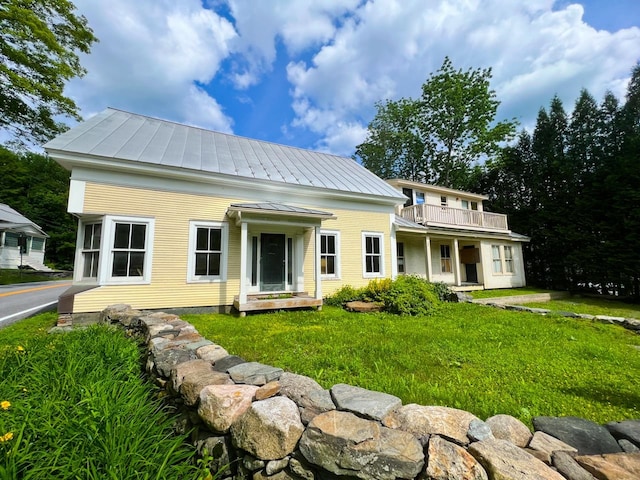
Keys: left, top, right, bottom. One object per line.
{"left": 453, "top": 238, "right": 461, "bottom": 286}
{"left": 425, "top": 236, "right": 432, "bottom": 281}
{"left": 390, "top": 224, "right": 398, "bottom": 279}
{"left": 314, "top": 226, "right": 322, "bottom": 300}
{"left": 239, "top": 222, "right": 248, "bottom": 304}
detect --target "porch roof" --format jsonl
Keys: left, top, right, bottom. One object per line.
{"left": 394, "top": 215, "right": 428, "bottom": 232}
{"left": 227, "top": 202, "right": 334, "bottom": 225}
{"left": 0, "top": 204, "right": 47, "bottom": 237}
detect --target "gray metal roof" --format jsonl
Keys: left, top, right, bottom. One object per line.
{"left": 393, "top": 215, "right": 428, "bottom": 230}
{"left": 228, "top": 203, "right": 333, "bottom": 217}
{"left": 44, "top": 108, "right": 405, "bottom": 200}
{"left": 0, "top": 204, "right": 47, "bottom": 236}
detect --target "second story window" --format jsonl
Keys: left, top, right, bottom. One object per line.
{"left": 440, "top": 196, "right": 448, "bottom": 207}
{"left": 415, "top": 192, "right": 425, "bottom": 205}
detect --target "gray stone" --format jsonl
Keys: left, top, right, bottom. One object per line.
{"left": 228, "top": 362, "right": 284, "bottom": 386}
{"left": 194, "top": 433, "right": 236, "bottom": 478}
{"left": 455, "top": 291, "right": 473, "bottom": 303}
{"left": 153, "top": 348, "right": 197, "bottom": 378}
{"left": 231, "top": 397, "right": 304, "bottom": 460}
{"left": 185, "top": 339, "right": 214, "bottom": 350}
{"left": 147, "top": 323, "right": 176, "bottom": 338}
{"left": 595, "top": 315, "right": 626, "bottom": 324}
{"left": 619, "top": 439, "right": 640, "bottom": 453}
{"left": 181, "top": 370, "right": 234, "bottom": 406}
{"left": 299, "top": 410, "right": 424, "bottom": 480}
{"left": 330, "top": 383, "right": 401, "bottom": 421}
{"left": 266, "top": 457, "right": 289, "bottom": 475}
{"left": 213, "top": 355, "right": 247, "bottom": 372}
{"left": 243, "top": 454, "right": 266, "bottom": 471}
{"left": 468, "top": 419, "right": 494, "bottom": 442}
{"left": 469, "top": 438, "right": 565, "bottom": 479}
{"left": 533, "top": 416, "right": 622, "bottom": 455}
{"left": 486, "top": 414, "right": 532, "bottom": 448}
{"left": 279, "top": 372, "right": 323, "bottom": 405}
{"left": 198, "top": 384, "right": 259, "bottom": 433}
{"left": 252, "top": 469, "right": 298, "bottom": 480}
{"left": 383, "top": 404, "right": 478, "bottom": 445}
{"left": 575, "top": 452, "right": 640, "bottom": 480}
{"left": 425, "top": 435, "right": 488, "bottom": 480}
{"left": 552, "top": 451, "right": 597, "bottom": 480}
{"left": 528, "top": 307, "right": 551, "bottom": 314}
{"left": 529, "top": 431, "right": 578, "bottom": 463}
{"left": 623, "top": 318, "right": 640, "bottom": 330}
{"left": 606, "top": 420, "right": 640, "bottom": 448}
{"left": 300, "top": 389, "right": 336, "bottom": 425}
{"left": 288, "top": 455, "right": 315, "bottom": 480}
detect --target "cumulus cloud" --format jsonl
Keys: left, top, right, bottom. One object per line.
{"left": 68, "top": 0, "right": 236, "bottom": 132}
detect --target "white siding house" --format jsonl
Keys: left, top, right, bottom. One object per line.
{"left": 0, "top": 204, "right": 49, "bottom": 270}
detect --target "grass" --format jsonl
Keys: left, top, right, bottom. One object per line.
{"left": 184, "top": 303, "right": 640, "bottom": 426}
{"left": 0, "top": 316, "right": 204, "bottom": 479}
{"left": 521, "top": 297, "right": 640, "bottom": 319}
{"left": 469, "top": 287, "right": 553, "bottom": 299}
{"left": 0, "top": 269, "right": 70, "bottom": 285}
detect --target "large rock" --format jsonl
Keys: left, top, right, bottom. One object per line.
{"left": 485, "top": 414, "right": 532, "bottom": 447}
{"left": 552, "top": 451, "right": 597, "bottom": 480}
{"left": 198, "top": 384, "right": 259, "bottom": 433}
{"left": 227, "top": 362, "right": 283, "bottom": 385}
{"left": 331, "top": 383, "right": 401, "bottom": 421}
{"left": 299, "top": 410, "right": 424, "bottom": 480}
{"left": 469, "top": 438, "right": 565, "bottom": 480}
{"left": 300, "top": 389, "right": 335, "bottom": 425}
{"left": 153, "top": 348, "right": 197, "bottom": 377}
{"left": 231, "top": 397, "right": 304, "bottom": 460}
{"left": 212, "top": 355, "right": 246, "bottom": 372}
{"left": 196, "top": 343, "right": 229, "bottom": 363}
{"left": 533, "top": 416, "right": 622, "bottom": 455}
{"left": 383, "top": 404, "right": 478, "bottom": 445}
{"left": 278, "top": 372, "right": 335, "bottom": 423}
{"left": 424, "top": 435, "right": 488, "bottom": 480}
{"left": 169, "top": 359, "right": 214, "bottom": 394}
{"left": 575, "top": 452, "right": 640, "bottom": 480}
{"left": 529, "top": 431, "right": 578, "bottom": 463}
{"left": 180, "top": 370, "right": 234, "bottom": 406}
{"left": 606, "top": 420, "right": 640, "bottom": 448}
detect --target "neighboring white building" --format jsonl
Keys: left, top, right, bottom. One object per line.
{"left": 389, "top": 179, "right": 529, "bottom": 290}
{"left": 0, "top": 204, "right": 49, "bottom": 270}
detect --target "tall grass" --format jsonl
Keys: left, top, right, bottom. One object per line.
{"left": 0, "top": 323, "right": 202, "bottom": 479}
{"left": 185, "top": 303, "right": 640, "bottom": 426}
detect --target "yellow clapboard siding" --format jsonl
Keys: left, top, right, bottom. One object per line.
{"left": 73, "top": 182, "right": 392, "bottom": 312}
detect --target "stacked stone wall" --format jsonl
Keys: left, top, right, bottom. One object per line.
{"left": 100, "top": 304, "right": 640, "bottom": 480}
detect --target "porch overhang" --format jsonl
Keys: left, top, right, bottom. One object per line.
{"left": 226, "top": 202, "right": 334, "bottom": 227}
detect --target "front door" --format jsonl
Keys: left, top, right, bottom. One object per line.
{"left": 465, "top": 263, "right": 478, "bottom": 283}
{"left": 260, "top": 233, "right": 286, "bottom": 291}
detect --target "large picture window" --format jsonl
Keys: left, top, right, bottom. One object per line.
{"left": 320, "top": 231, "right": 340, "bottom": 278}
{"left": 362, "top": 232, "right": 384, "bottom": 277}
{"left": 188, "top": 221, "right": 228, "bottom": 282}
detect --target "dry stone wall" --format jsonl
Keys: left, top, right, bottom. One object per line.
{"left": 99, "top": 304, "right": 640, "bottom": 480}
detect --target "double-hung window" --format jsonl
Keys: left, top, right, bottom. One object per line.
{"left": 188, "top": 221, "right": 228, "bottom": 282}
{"left": 320, "top": 231, "right": 339, "bottom": 278}
{"left": 362, "top": 232, "right": 384, "bottom": 277}
{"left": 397, "top": 242, "right": 405, "bottom": 274}
{"left": 504, "top": 246, "right": 514, "bottom": 273}
{"left": 82, "top": 223, "right": 101, "bottom": 279}
{"left": 492, "top": 245, "right": 503, "bottom": 273}
{"left": 440, "top": 244, "right": 452, "bottom": 273}
{"left": 112, "top": 222, "right": 148, "bottom": 278}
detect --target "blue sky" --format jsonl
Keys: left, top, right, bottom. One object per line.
{"left": 66, "top": 0, "right": 640, "bottom": 157}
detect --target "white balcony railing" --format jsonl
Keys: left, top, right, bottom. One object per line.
{"left": 401, "top": 204, "right": 508, "bottom": 231}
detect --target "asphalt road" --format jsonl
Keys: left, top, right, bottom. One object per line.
{"left": 0, "top": 280, "right": 72, "bottom": 328}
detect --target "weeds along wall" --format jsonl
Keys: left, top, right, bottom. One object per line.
{"left": 96, "top": 304, "right": 640, "bottom": 480}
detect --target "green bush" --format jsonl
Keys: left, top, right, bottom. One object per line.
{"left": 324, "top": 285, "right": 365, "bottom": 306}
{"left": 431, "top": 281, "right": 453, "bottom": 302}
{"left": 381, "top": 275, "right": 440, "bottom": 316}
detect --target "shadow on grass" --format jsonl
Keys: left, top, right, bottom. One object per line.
{"left": 561, "top": 384, "right": 640, "bottom": 412}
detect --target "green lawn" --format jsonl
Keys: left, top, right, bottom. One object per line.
{"left": 0, "top": 269, "right": 70, "bottom": 285}
{"left": 522, "top": 297, "right": 640, "bottom": 319}
{"left": 469, "top": 287, "right": 553, "bottom": 299}
{"left": 184, "top": 303, "right": 640, "bottom": 426}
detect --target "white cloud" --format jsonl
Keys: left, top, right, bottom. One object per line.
{"left": 68, "top": 0, "right": 236, "bottom": 132}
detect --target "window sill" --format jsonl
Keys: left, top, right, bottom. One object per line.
{"left": 187, "top": 277, "right": 226, "bottom": 284}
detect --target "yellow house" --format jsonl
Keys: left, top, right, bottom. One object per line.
{"left": 45, "top": 109, "right": 529, "bottom": 315}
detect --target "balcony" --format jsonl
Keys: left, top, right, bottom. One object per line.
{"left": 401, "top": 204, "right": 509, "bottom": 231}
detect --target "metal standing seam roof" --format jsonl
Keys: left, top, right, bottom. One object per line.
{"left": 228, "top": 203, "right": 333, "bottom": 217}
{"left": 43, "top": 108, "right": 406, "bottom": 201}
{"left": 0, "top": 204, "right": 47, "bottom": 236}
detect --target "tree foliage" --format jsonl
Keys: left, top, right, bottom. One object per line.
{"left": 0, "top": 147, "right": 76, "bottom": 269}
{"left": 0, "top": 0, "right": 97, "bottom": 146}
{"left": 356, "top": 57, "right": 517, "bottom": 189}
{"left": 474, "top": 65, "right": 640, "bottom": 297}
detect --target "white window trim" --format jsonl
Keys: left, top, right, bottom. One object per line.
{"left": 362, "top": 231, "right": 385, "bottom": 278}
{"left": 80, "top": 222, "right": 102, "bottom": 281}
{"left": 99, "top": 215, "right": 155, "bottom": 285}
{"left": 320, "top": 230, "right": 341, "bottom": 280}
{"left": 491, "top": 244, "right": 516, "bottom": 276}
{"left": 187, "top": 221, "right": 229, "bottom": 283}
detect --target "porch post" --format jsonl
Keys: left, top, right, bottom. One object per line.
{"left": 239, "top": 222, "right": 248, "bottom": 304}
{"left": 425, "top": 235, "right": 432, "bottom": 281}
{"left": 453, "top": 238, "right": 461, "bottom": 286}
{"left": 314, "top": 226, "right": 322, "bottom": 300}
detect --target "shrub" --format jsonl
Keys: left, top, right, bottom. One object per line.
{"left": 431, "top": 281, "right": 454, "bottom": 302}
{"left": 324, "top": 285, "right": 365, "bottom": 306}
{"left": 362, "top": 278, "right": 393, "bottom": 302}
{"left": 381, "top": 275, "right": 441, "bottom": 316}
